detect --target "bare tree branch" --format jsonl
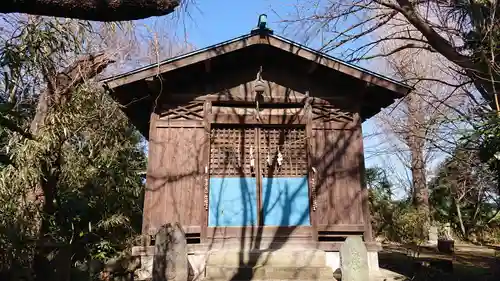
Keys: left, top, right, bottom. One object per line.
{"left": 284, "top": 0, "right": 500, "bottom": 104}
{"left": 391, "top": 0, "right": 471, "bottom": 66}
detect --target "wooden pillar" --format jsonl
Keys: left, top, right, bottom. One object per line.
{"left": 143, "top": 111, "right": 159, "bottom": 235}
{"left": 305, "top": 97, "right": 317, "bottom": 242}
{"left": 201, "top": 100, "right": 212, "bottom": 242}
{"left": 359, "top": 127, "right": 373, "bottom": 241}
{"left": 354, "top": 84, "right": 373, "bottom": 242}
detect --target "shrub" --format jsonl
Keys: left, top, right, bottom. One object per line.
{"left": 392, "top": 207, "right": 430, "bottom": 244}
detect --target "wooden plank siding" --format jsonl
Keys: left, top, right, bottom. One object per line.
{"left": 143, "top": 116, "right": 207, "bottom": 235}
{"left": 310, "top": 117, "right": 365, "bottom": 228}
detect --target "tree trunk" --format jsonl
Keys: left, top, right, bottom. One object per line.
{"left": 0, "top": 0, "right": 179, "bottom": 22}
{"left": 454, "top": 199, "right": 467, "bottom": 238}
{"left": 407, "top": 93, "right": 429, "bottom": 213}
{"left": 30, "top": 53, "right": 113, "bottom": 281}
{"left": 32, "top": 144, "right": 64, "bottom": 281}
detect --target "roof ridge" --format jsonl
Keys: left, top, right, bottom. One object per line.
{"left": 101, "top": 32, "right": 411, "bottom": 94}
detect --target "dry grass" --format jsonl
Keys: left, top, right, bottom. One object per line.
{"left": 378, "top": 243, "right": 500, "bottom": 281}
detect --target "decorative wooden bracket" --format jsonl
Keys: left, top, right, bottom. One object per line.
{"left": 312, "top": 104, "right": 354, "bottom": 123}
{"left": 160, "top": 101, "right": 205, "bottom": 121}
{"left": 204, "top": 166, "right": 209, "bottom": 210}
{"left": 311, "top": 167, "right": 317, "bottom": 211}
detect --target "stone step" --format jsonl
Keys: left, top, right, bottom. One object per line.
{"left": 205, "top": 266, "right": 333, "bottom": 280}
{"left": 189, "top": 240, "right": 322, "bottom": 253}
{"left": 206, "top": 249, "right": 327, "bottom": 267}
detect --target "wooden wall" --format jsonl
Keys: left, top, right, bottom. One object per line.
{"left": 310, "top": 117, "right": 365, "bottom": 227}
{"left": 143, "top": 115, "right": 207, "bottom": 235}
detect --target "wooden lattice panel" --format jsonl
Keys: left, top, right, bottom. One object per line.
{"left": 312, "top": 104, "right": 353, "bottom": 123}
{"left": 159, "top": 101, "right": 204, "bottom": 120}
{"left": 209, "top": 127, "right": 256, "bottom": 176}
{"left": 260, "top": 128, "right": 308, "bottom": 177}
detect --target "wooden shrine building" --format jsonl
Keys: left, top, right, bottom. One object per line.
{"left": 102, "top": 16, "right": 410, "bottom": 275}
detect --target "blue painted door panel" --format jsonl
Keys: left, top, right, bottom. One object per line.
{"left": 208, "top": 177, "right": 257, "bottom": 226}
{"left": 261, "top": 176, "right": 311, "bottom": 226}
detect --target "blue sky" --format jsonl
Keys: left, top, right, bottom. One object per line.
{"left": 167, "top": 1, "right": 297, "bottom": 47}
{"left": 137, "top": 0, "right": 410, "bottom": 193}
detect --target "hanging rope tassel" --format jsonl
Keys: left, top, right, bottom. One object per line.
{"left": 253, "top": 66, "right": 266, "bottom": 123}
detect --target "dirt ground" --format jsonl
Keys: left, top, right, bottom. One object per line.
{"left": 378, "top": 243, "right": 500, "bottom": 281}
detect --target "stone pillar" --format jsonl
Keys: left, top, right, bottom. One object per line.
{"left": 152, "top": 223, "right": 188, "bottom": 281}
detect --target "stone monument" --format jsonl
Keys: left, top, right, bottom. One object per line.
{"left": 152, "top": 223, "right": 188, "bottom": 281}
{"left": 428, "top": 225, "right": 438, "bottom": 246}
{"left": 340, "top": 236, "right": 369, "bottom": 281}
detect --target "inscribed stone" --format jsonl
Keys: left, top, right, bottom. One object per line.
{"left": 152, "top": 223, "right": 188, "bottom": 281}
{"left": 340, "top": 236, "right": 369, "bottom": 281}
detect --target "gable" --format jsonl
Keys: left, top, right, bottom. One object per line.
{"left": 102, "top": 33, "right": 411, "bottom": 138}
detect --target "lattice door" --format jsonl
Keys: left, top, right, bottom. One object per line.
{"left": 259, "top": 127, "right": 311, "bottom": 226}
{"left": 208, "top": 126, "right": 310, "bottom": 227}
{"left": 209, "top": 127, "right": 256, "bottom": 176}
{"left": 260, "top": 128, "right": 308, "bottom": 178}
{"left": 208, "top": 127, "right": 257, "bottom": 226}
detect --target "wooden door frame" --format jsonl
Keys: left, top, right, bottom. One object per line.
{"left": 256, "top": 127, "right": 263, "bottom": 226}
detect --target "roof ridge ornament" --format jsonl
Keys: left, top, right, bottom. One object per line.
{"left": 251, "top": 14, "right": 274, "bottom": 35}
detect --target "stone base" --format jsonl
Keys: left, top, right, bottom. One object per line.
{"left": 132, "top": 245, "right": 382, "bottom": 280}
{"left": 189, "top": 254, "right": 209, "bottom": 280}
{"left": 367, "top": 251, "right": 380, "bottom": 272}
{"left": 324, "top": 251, "right": 379, "bottom": 274}
{"left": 133, "top": 252, "right": 209, "bottom": 281}
{"left": 204, "top": 249, "right": 333, "bottom": 281}
{"left": 135, "top": 255, "right": 154, "bottom": 280}
{"left": 324, "top": 252, "right": 340, "bottom": 274}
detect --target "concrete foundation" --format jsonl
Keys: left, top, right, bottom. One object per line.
{"left": 134, "top": 255, "right": 151, "bottom": 280}
{"left": 188, "top": 253, "right": 209, "bottom": 281}
{"left": 324, "top": 252, "right": 340, "bottom": 273}
{"left": 367, "top": 251, "right": 380, "bottom": 272}
{"left": 132, "top": 246, "right": 381, "bottom": 280}
{"left": 324, "top": 251, "right": 379, "bottom": 274}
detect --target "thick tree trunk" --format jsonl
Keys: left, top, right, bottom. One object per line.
{"left": 32, "top": 145, "right": 64, "bottom": 281}
{"left": 0, "top": 0, "right": 179, "bottom": 22}
{"left": 30, "top": 53, "right": 113, "bottom": 281}
{"left": 407, "top": 93, "right": 429, "bottom": 213}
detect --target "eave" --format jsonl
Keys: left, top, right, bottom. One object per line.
{"left": 102, "top": 33, "right": 411, "bottom": 96}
